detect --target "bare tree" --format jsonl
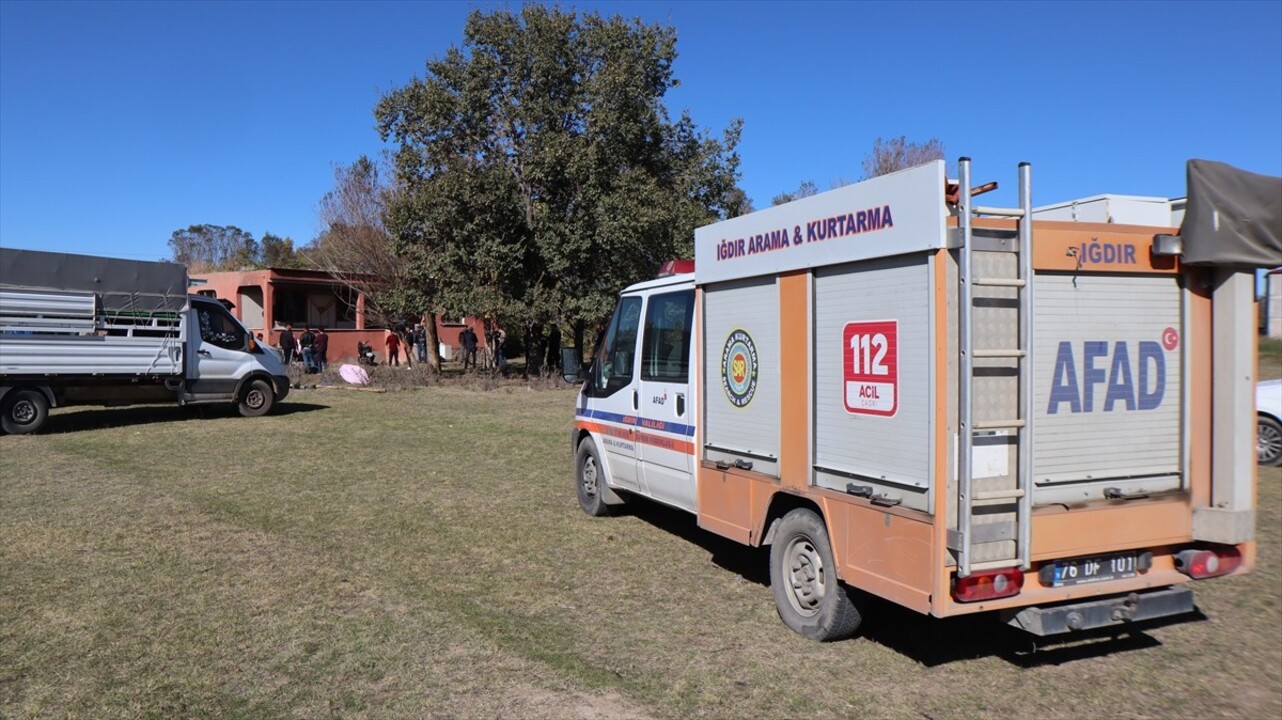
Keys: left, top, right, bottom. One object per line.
{"left": 861, "top": 136, "right": 946, "bottom": 179}
{"left": 771, "top": 180, "right": 819, "bottom": 206}
{"left": 308, "top": 156, "right": 442, "bottom": 372}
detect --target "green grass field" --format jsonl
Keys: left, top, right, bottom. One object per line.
{"left": 2, "top": 375, "right": 1280, "bottom": 719}
{"left": 1262, "top": 336, "right": 1282, "bottom": 380}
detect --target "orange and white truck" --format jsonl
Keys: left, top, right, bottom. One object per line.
{"left": 568, "top": 157, "right": 1280, "bottom": 640}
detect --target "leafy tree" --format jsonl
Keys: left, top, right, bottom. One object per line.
{"left": 862, "top": 136, "right": 946, "bottom": 179}
{"left": 260, "top": 233, "right": 305, "bottom": 269}
{"left": 308, "top": 156, "right": 441, "bottom": 371}
{"left": 168, "top": 224, "right": 259, "bottom": 272}
{"left": 375, "top": 5, "right": 745, "bottom": 364}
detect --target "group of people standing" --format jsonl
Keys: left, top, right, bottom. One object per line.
{"left": 384, "top": 323, "right": 428, "bottom": 367}
{"left": 277, "top": 324, "right": 328, "bottom": 374}
{"left": 273, "top": 321, "right": 532, "bottom": 373}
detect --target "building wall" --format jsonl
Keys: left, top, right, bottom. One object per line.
{"left": 192, "top": 268, "right": 493, "bottom": 364}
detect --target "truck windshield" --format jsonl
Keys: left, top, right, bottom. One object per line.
{"left": 593, "top": 296, "right": 642, "bottom": 396}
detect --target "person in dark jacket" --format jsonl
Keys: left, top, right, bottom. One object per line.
{"left": 413, "top": 323, "right": 427, "bottom": 363}
{"left": 314, "top": 327, "right": 329, "bottom": 370}
{"left": 461, "top": 327, "right": 478, "bottom": 370}
{"left": 279, "top": 324, "right": 297, "bottom": 365}
{"left": 300, "top": 327, "right": 317, "bottom": 373}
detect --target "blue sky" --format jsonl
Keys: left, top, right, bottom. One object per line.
{"left": 2, "top": 0, "right": 1280, "bottom": 262}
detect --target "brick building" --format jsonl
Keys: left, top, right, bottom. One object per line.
{"left": 191, "top": 268, "right": 489, "bottom": 363}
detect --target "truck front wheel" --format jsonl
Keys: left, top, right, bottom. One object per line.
{"left": 769, "top": 508, "right": 861, "bottom": 641}
{"left": 575, "top": 439, "right": 612, "bottom": 517}
{"left": 1, "top": 389, "right": 49, "bottom": 435}
{"left": 238, "top": 379, "right": 274, "bottom": 417}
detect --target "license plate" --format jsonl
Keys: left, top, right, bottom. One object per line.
{"left": 1048, "top": 552, "right": 1139, "bottom": 588}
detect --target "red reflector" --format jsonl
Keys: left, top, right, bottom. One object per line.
{"left": 658, "top": 259, "right": 694, "bottom": 277}
{"left": 952, "top": 567, "right": 1024, "bottom": 603}
{"left": 1175, "top": 547, "right": 1242, "bottom": 579}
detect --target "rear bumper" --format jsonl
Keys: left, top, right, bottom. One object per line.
{"left": 1001, "top": 587, "right": 1195, "bottom": 636}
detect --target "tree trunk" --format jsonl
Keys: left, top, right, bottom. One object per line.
{"left": 424, "top": 312, "right": 442, "bottom": 373}
{"left": 524, "top": 322, "right": 544, "bottom": 379}
{"left": 573, "top": 319, "right": 585, "bottom": 368}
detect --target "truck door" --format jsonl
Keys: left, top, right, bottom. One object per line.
{"left": 584, "top": 295, "right": 644, "bottom": 491}
{"left": 637, "top": 289, "right": 697, "bottom": 511}
{"left": 186, "top": 299, "right": 250, "bottom": 399}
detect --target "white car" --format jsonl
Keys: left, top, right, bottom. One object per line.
{"left": 1259, "top": 379, "right": 1282, "bottom": 467}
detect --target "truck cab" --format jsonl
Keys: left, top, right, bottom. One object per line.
{"left": 185, "top": 295, "right": 290, "bottom": 410}
{"left": 573, "top": 271, "right": 698, "bottom": 514}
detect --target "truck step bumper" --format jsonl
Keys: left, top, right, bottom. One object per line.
{"left": 1002, "top": 587, "right": 1195, "bottom": 636}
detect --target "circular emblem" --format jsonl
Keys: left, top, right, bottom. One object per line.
{"left": 1161, "top": 327, "right": 1180, "bottom": 351}
{"left": 720, "top": 328, "right": 759, "bottom": 408}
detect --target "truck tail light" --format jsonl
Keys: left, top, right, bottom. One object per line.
{"left": 952, "top": 567, "right": 1024, "bottom": 603}
{"left": 1174, "top": 547, "right": 1242, "bottom": 579}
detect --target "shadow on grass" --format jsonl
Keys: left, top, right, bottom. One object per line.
{"left": 620, "top": 495, "right": 1207, "bottom": 667}
{"left": 854, "top": 593, "right": 1206, "bottom": 667}
{"left": 43, "top": 402, "right": 329, "bottom": 434}
{"left": 617, "top": 495, "right": 770, "bottom": 585}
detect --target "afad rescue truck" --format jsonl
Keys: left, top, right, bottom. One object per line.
{"left": 568, "top": 158, "right": 1282, "bottom": 641}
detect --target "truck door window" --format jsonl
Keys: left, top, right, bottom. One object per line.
{"left": 593, "top": 296, "right": 642, "bottom": 396}
{"left": 197, "top": 304, "right": 246, "bottom": 351}
{"left": 641, "top": 290, "right": 694, "bottom": 382}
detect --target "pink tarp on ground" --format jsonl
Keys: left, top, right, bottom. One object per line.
{"left": 339, "top": 364, "right": 370, "bottom": 385}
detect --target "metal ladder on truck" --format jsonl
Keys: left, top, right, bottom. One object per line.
{"left": 952, "top": 158, "right": 1034, "bottom": 578}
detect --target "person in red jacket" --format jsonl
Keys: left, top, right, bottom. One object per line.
{"left": 385, "top": 331, "right": 401, "bottom": 366}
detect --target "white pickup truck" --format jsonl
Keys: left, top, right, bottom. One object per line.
{"left": 0, "top": 248, "right": 289, "bottom": 434}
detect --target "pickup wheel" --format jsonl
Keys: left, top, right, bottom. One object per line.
{"left": 575, "top": 438, "right": 612, "bottom": 517}
{"left": 769, "top": 508, "right": 861, "bottom": 641}
{"left": 238, "top": 379, "right": 274, "bottom": 417}
{"left": 1260, "top": 415, "right": 1282, "bottom": 467}
{"left": 1, "top": 389, "right": 49, "bottom": 435}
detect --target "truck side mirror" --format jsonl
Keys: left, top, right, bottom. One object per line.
{"left": 561, "top": 348, "right": 582, "bottom": 383}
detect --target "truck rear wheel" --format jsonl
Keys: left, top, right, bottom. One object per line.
{"left": 575, "top": 438, "right": 612, "bottom": 516}
{"left": 1, "top": 389, "right": 49, "bottom": 435}
{"left": 238, "top": 379, "right": 274, "bottom": 417}
{"left": 769, "top": 508, "right": 861, "bottom": 641}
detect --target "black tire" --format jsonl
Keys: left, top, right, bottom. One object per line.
{"left": 1, "top": 389, "right": 49, "bottom": 435}
{"left": 1259, "top": 415, "right": 1282, "bottom": 467}
{"left": 238, "top": 379, "right": 274, "bottom": 418}
{"left": 769, "top": 508, "right": 861, "bottom": 641}
{"left": 575, "top": 438, "right": 612, "bottom": 517}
